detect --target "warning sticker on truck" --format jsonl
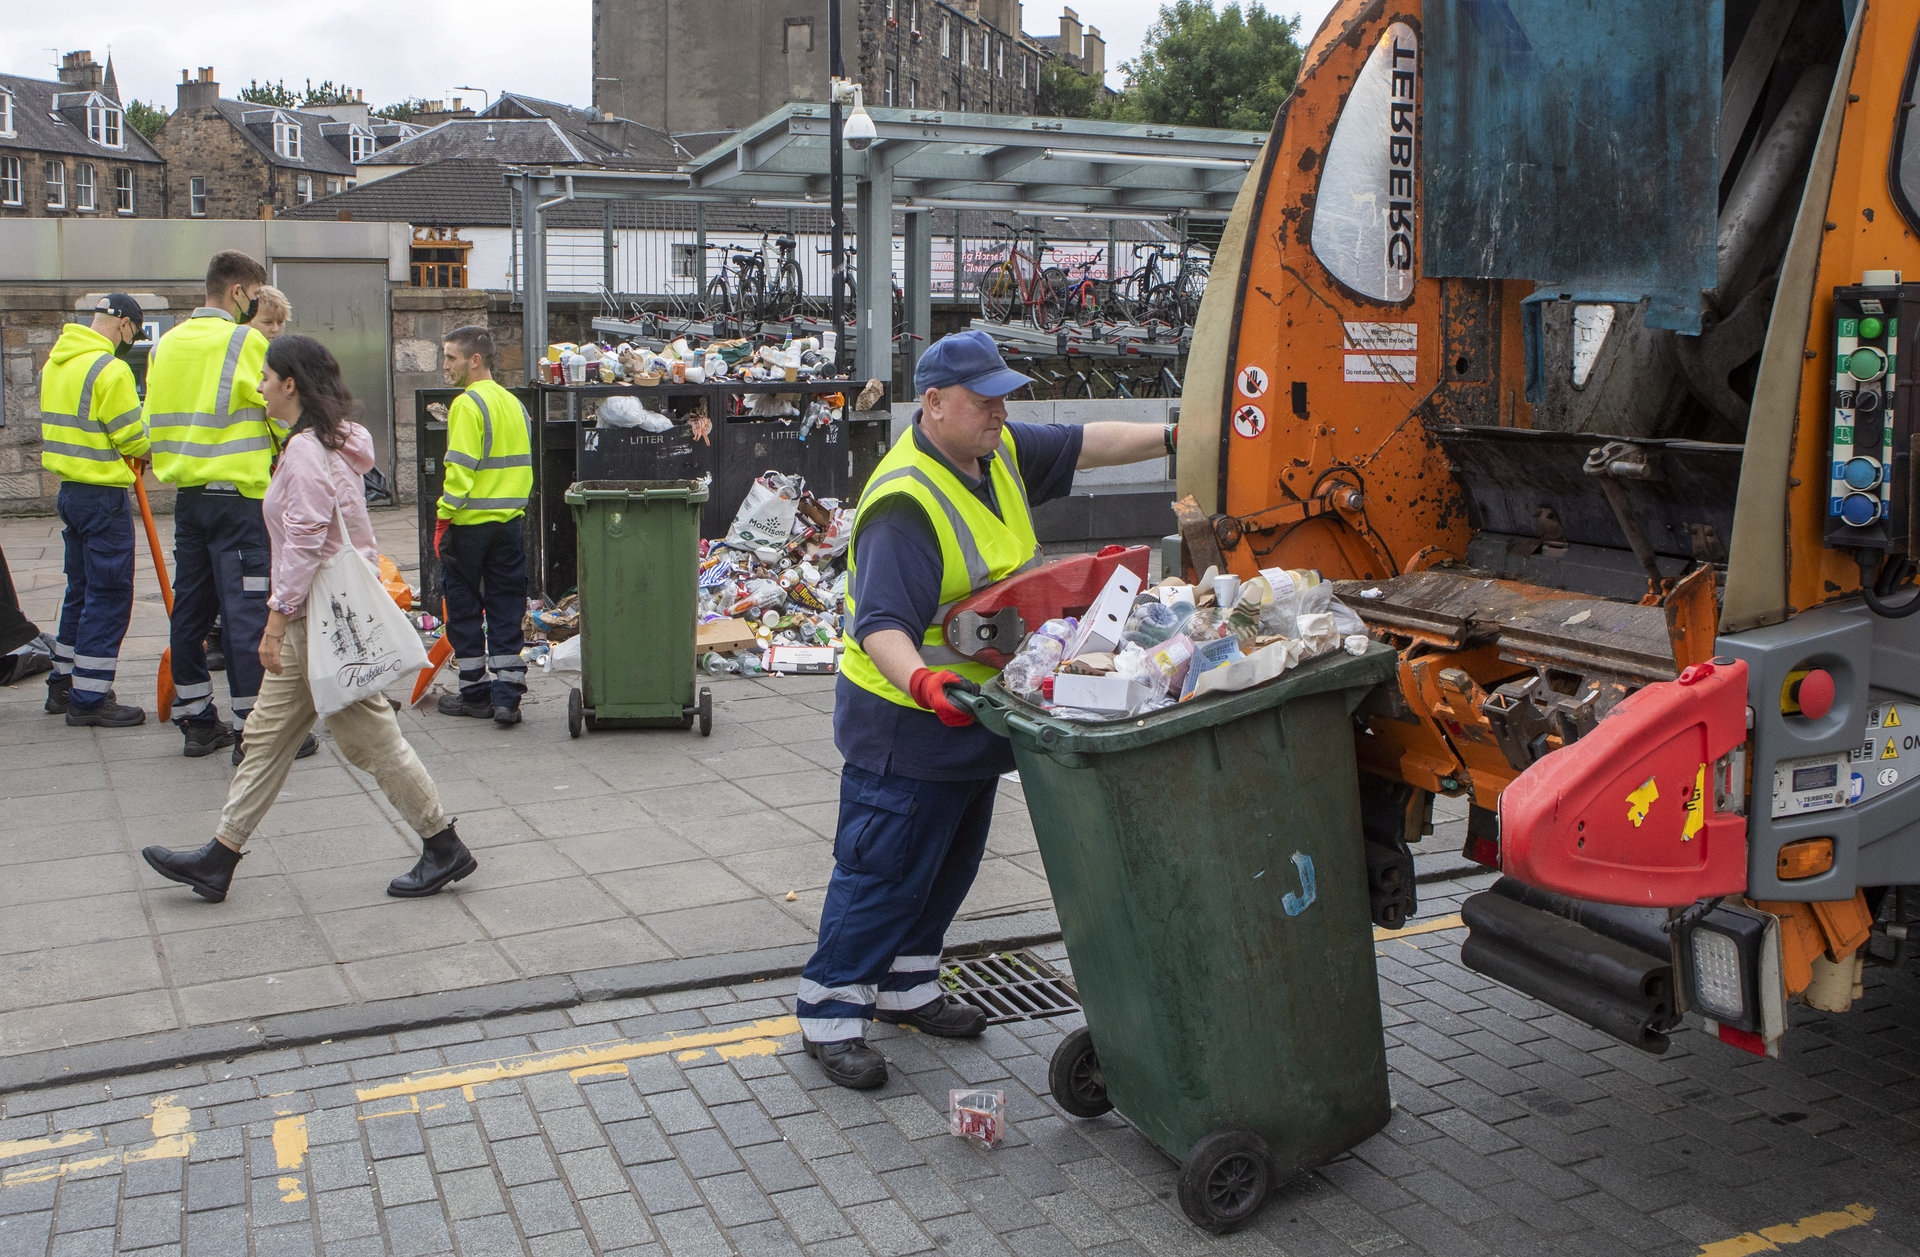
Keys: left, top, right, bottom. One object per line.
{"left": 1343, "top": 322, "right": 1418, "bottom": 352}
{"left": 1344, "top": 354, "right": 1418, "bottom": 384}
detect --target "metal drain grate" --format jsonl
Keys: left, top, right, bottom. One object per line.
{"left": 942, "top": 949, "right": 1081, "bottom": 1025}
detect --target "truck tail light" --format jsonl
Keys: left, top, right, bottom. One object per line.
{"left": 1775, "top": 837, "right": 1835, "bottom": 880}
{"left": 1676, "top": 901, "right": 1785, "bottom": 1056}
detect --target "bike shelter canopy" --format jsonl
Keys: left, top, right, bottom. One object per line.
{"left": 508, "top": 104, "right": 1266, "bottom": 387}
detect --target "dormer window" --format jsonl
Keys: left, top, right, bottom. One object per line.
{"left": 349, "top": 132, "right": 376, "bottom": 163}
{"left": 274, "top": 116, "right": 302, "bottom": 160}
{"left": 88, "top": 102, "right": 122, "bottom": 148}
{"left": 0, "top": 92, "right": 14, "bottom": 138}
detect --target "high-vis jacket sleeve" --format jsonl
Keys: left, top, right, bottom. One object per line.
{"left": 96, "top": 359, "right": 149, "bottom": 462}
{"left": 437, "top": 392, "right": 483, "bottom": 521}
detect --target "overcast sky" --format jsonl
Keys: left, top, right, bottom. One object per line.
{"left": 6, "top": 1, "right": 1339, "bottom": 114}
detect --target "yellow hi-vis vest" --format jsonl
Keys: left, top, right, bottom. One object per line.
{"left": 840, "top": 425, "right": 1041, "bottom": 708}
{"left": 39, "top": 323, "right": 149, "bottom": 487}
{"left": 437, "top": 380, "right": 533, "bottom": 524}
{"left": 145, "top": 311, "right": 278, "bottom": 497}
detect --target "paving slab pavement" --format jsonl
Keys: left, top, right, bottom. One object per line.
{"left": 0, "top": 509, "right": 1055, "bottom": 1077}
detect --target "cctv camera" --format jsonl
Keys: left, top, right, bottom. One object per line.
{"left": 845, "top": 106, "right": 877, "bottom": 151}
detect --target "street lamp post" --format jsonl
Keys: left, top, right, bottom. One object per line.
{"left": 829, "top": 1, "right": 847, "bottom": 376}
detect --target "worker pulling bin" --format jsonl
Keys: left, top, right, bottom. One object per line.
{"left": 563, "top": 480, "right": 713, "bottom": 737}
{"left": 965, "top": 642, "right": 1398, "bottom": 1233}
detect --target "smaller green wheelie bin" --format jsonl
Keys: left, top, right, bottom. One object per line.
{"left": 968, "top": 644, "right": 1398, "bottom": 1233}
{"left": 563, "top": 480, "right": 713, "bottom": 738}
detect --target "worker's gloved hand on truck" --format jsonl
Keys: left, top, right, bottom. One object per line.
{"left": 434, "top": 518, "right": 450, "bottom": 558}
{"left": 910, "top": 668, "right": 979, "bottom": 728}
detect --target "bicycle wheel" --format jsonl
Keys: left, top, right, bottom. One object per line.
{"left": 742, "top": 271, "right": 767, "bottom": 324}
{"left": 1177, "top": 266, "right": 1208, "bottom": 327}
{"left": 768, "top": 260, "right": 804, "bottom": 321}
{"left": 980, "top": 261, "right": 1021, "bottom": 323}
{"left": 704, "top": 276, "right": 730, "bottom": 319}
{"left": 1033, "top": 266, "right": 1070, "bottom": 331}
{"left": 1071, "top": 281, "right": 1100, "bottom": 327}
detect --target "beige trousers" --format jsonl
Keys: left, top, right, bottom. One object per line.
{"left": 216, "top": 616, "right": 447, "bottom": 849}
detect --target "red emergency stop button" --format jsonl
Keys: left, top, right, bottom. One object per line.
{"left": 1793, "top": 669, "right": 1835, "bottom": 720}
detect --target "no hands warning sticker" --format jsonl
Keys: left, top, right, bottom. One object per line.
{"left": 1237, "top": 365, "right": 1269, "bottom": 398}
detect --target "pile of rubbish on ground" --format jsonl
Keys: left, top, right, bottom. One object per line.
{"left": 697, "top": 471, "right": 853, "bottom": 677}
{"left": 999, "top": 564, "right": 1372, "bottom": 721}
{"left": 540, "top": 335, "right": 844, "bottom": 388}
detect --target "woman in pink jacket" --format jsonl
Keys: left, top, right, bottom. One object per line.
{"left": 142, "top": 335, "right": 478, "bottom": 904}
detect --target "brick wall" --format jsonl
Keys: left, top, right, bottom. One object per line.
{"left": 859, "top": 2, "right": 1047, "bottom": 114}
{"left": 0, "top": 151, "right": 166, "bottom": 221}
{"left": 148, "top": 109, "right": 275, "bottom": 220}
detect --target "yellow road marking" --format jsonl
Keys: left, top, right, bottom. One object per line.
{"left": 0, "top": 1130, "right": 97, "bottom": 1164}
{"left": 1373, "top": 912, "right": 1465, "bottom": 943}
{"left": 569, "top": 1064, "right": 629, "bottom": 1081}
{"left": 272, "top": 1116, "right": 307, "bottom": 1171}
{"left": 355, "top": 1017, "right": 802, "bottom": 1103}
{"left": 1696, "top": 1203, "right": 1875, "bottom": 1256}
{"left": 1, "top": 1098, "right": 195, "bottom": 1190}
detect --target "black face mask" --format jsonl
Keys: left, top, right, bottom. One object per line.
{"left": 113, "top": 322, "right": 135, "bottom": 358}
{"left": 236, "top": 293, "right": 259, "bottom": 324}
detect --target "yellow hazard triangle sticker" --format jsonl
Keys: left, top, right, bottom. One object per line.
{"left": 1884, "top": 736, "right": 1900, "bottom": 760}
{"left": 1682, "top": 764, "right": 1707, "bottom": 842}
{"left": 1887, "top": 705, "right": 1902, "bottom": 727}
{"left": 1627, "top": 777, "right": 1659, "bottom": 827}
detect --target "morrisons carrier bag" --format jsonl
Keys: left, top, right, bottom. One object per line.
{"left": 306, "top": 476, "right": 429, "bottom": 716}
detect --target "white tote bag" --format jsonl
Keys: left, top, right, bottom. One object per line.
{"left": 305, "top": 463, "right": 430, "bottom": 716}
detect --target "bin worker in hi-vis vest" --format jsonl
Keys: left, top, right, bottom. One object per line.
{"left": 796, "top": 329, "right": 1172, "bottom": 1089}
{"left": 147, "top": 250, "right": 317, "bottom": 764}
{"left": 434, "top": 325, "right": 532, "bottom": 727}
{"left": 39, "top": 293, "right": 151, "bottom": 727}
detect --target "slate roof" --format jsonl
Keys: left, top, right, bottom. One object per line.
{"left": 370, "top": 92, "right": 686, "bottom": 171}
{"left": 209, "top": 100, "right": 356, "bottom": 175}
{"left": 0, "top": 72, "right": 165, "bottom": 164}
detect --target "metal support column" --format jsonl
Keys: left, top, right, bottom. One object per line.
{"left": 694, "top": 202, "right": 707, "bottom": 292}
{"left": 854, "top": 167, "right": 894, "bottom": 386}
{"left": 602, "top": 200, "right": 615, "bottom": 295}
{"left": 903, "top": 209, "right": 933, "bottom": 391}
{"left": 521, "top": 177, "right": 548, "bottom": 386}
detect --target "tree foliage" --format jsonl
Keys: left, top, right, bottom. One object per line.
{"left": 372, "top": 98, "right": 431, "bottom": 122}
{"left": 125, "top": 99, "right": 168, "bottom": 139}
{"left": 236, "top": 78, "right": 363, "bottom": 109}
{"left": 1111, "top": 1, "right": 1303, "bottom": 131}
{"left": 1039, "top": 61, "right": 1112, "bottom": 120}
{"left": 237, "top": 79, "right": 298, "bottom": 107}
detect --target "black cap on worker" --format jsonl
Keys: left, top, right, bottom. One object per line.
{"left": 94, "top": 293, "right": 149, "bottom": 340}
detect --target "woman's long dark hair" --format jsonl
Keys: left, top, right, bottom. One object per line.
{"left": 266, "top": 334, "right": 358, "bottom": 451}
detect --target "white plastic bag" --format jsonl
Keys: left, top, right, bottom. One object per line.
{"left": 598, "top": 396, "right": 674, "bottom": 432}
{"left": 306, "top": 495, "right": 430, "bottom": 717}
{"left": 725, "top": 471, "right": 803, "bottom": 550}
{"left": 548, "top": 635, "right": 582, "bottom": 672}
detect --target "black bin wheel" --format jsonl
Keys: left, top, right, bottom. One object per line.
{"left": 698, "top": 687, "right": 713, "bottom": 737}
{"left": 1177, "top": 1128, "right": 1272, "bottom": 1234}
{"left": 1048, "top": 1026, "right": 1112, "bottom": 1119}
{"left": 568, "top": 688, "right": 583, "bottom": 739}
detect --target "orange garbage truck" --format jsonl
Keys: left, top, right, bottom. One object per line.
{"left": 1180, "top": 0, "right": 1920, "bottom": 1055}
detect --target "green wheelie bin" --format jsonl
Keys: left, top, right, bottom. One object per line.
{"left": 563, "top": 480, "right": 713, "bottom": 738}
{"left": 967, "top": 644, "right": 1398, "bottom": 1233}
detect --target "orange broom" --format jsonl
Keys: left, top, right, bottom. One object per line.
{"left": 129, "top": 464, "right": 175, "bottom": 719}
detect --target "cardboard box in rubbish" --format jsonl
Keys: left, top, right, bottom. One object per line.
{"left": 1065, "top": 565, "right": 1145, "bottom": 658}
{"left": 698, "top": 619, "right": 759, "bottom": 654}
{"left": 1052, "top": 673, "right": 1151, "bottom": 713}
{"left": 767, "top": 644, "right": 837, "bottom": 674}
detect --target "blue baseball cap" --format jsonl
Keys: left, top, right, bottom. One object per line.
{"left": 914, "top": 329, "right": 1033, "bottom": 397}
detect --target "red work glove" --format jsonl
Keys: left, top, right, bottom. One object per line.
{"left": 909, "top": 668, "right": 980, "bottom": 728}
{"left": 434, "top": 518, "right": 450, "bottom": 557}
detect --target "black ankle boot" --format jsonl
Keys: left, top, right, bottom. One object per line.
{"left": 141, "top": 839, "right": 243, "bottom": 903}
{"left": 387, "top": 823, "right": 478, "bottom": 898}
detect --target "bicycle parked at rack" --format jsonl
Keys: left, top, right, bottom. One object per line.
{"left": 1115, "top": 240, "right": 1210, "bottom": 338}
{"left": 977, "top": 221, "right": 1073, "bottom": 331}
{"left": 703, "top": 226, "right": 804, "bottom": 323}
{"left": 815, "top": 245, "right": 906, "bottom": 337}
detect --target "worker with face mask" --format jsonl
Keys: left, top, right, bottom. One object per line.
{"left": 146, "top": 250, "right": 316, "bottom": 764}
{"left": 38, "top": 293, "right": 151, "bottom": 726}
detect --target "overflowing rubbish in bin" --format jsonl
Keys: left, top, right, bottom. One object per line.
{"left": 539, "top": 335, "right": 846, "bottom": 389}
{"left": 696, "top": 471, "right": 856, "bottom": 678}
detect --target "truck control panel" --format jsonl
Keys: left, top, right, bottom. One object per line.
{"left": 1825, "top": 282, "right": 1915, "bottom": 553}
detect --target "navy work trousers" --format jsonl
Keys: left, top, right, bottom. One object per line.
{"left": 169, "top": 487, "right": 270, "bottom": 729}
{"left": 441, "top": 520, "right": 527, "bottom": 709}
{"left": 796, "top": 764, "right": 1000, "bottom": 1043}
{"left": 52, "top": 482, "right": 136, "bottom": 708}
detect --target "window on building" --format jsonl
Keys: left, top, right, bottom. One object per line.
{"left": 274, "top": 117, "right": 301, "bottom": 159}
{"left": 942, "top": 91, "right": 952, "bottom": 110}
{"left": 45, "top": 161, "right": 64, "bottom": 209}
{"left": 114, "top": 166, "right": 134, "bottom": 213}
{"left": 785, "top": 18, "right": 813, "bottom": 52}
{"left": 349, "top": 132, "right": 376, "bottom": 162}
{"left": 908, "top": 78, "right": 918, "bottom": 108}
{"left": 998, "top": 42, "right": 1005, "bottom": 76}
{"left": 188, "top": 175, "right": 206, "bottom": 217}
{"left": 962, "top": 30, "right": 969, "bottom": 65}
{"left": 0, "top": 157, "right": 20, "bottom": 205}
{"left": 410, "top": 238, "right": 472, "bottom": 288}
{"left": 671, "top": 242, "right": 699, "bottom": 279}
{"left": 885, "top": 70, "right": 895, "bottom": 106}
{"left": 74, "top": 162, "right": 95, "bottom": 211}
{"left": 941, "top": 20, "right": 949, "bottom": 56}
{"left": 296, "top": 173, "right": 313, "bottom": 203}
{"left": 1021, "top": 53, "right": 1029, "bottom": 88}
{"left": 909, "top": 0, "right": 918, "bottom": 32}
{"left": 325, "top": 177, "right": 340, "bottom": 195}
{"left": 87, "top": 102, "right": 122, "bottom": 148}
{"left": 0, "top": 92, "right": 14, "bottom": 137}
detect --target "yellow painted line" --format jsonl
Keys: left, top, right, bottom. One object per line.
{"left": 569, "top": 1063, "right": 629, "bottom": 1081}
{"left": 272, "top": 1115, "right": 309, "bottom": 1205}
{"left": 1696, "top": 1203, "right": 1875, "bottom": 1256}
{"left": 0, "top": 1130, "right": 97, "bottom": 1164}
{"left": 1373, "top": 912, "right": 1465, "bottom": 943}
{"left": 355, "top": 1017, "right": 802, "bottom": 1103}
{"left": 1, "top": 1098, "right": 195, "bottom": 1190}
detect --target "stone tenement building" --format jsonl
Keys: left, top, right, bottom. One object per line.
{"left": 147, "top": 69, "right": 419, "bottom": 219}
{"left": 592, "top": 0, "right": 1107, "bottom": 135}
{"left": 0, "top": 52, "right": 168, "bottom": 220}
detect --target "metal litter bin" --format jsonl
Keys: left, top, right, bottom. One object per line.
{"left": 563, "top": 480, "right": 712, "bottom": 737}
{"left": 967, "top": 644, "right": 1397, "bottom": 1232}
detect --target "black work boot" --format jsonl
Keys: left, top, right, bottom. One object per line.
{"left": 875, "top": 994, "right": 988, "bottom": 1038}
{"left": 804, "top": 1038, "right": 888, "bottom": 1089}
{"left": 180, "top": 719, "right": 236, "bottom": 758}
{"left": 233, "top": 731, "right": 318, "bottom": 766}
{"left": 437, "top": 692, "right": 491, "bottom": 718}
{"left": 387, "top": 823, "right": 478, "bottom": 898}
{"left": 44, "top": 675, "right": 70, "bottom": 714}
{"left": 66, "top": 694, "right": 146, "bottom": 728}
{"left": 142, "top": 838, "right": 243, "bottom": 903}
{"left": 492, "top": 705, "right": 522, "bottom": 727}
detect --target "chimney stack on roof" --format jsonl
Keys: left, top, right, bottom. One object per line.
{"left": 176, "top": 66, "right": 221, "bottom": 114}
{"left": 1059, "top": 8, "right": 1083, "bottom": 61}
{"left": 58, "top": 51, "right": 104, "bottom": 92}
{"left": 1081, "top": 25, "right": 1105, "bottom": 79}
